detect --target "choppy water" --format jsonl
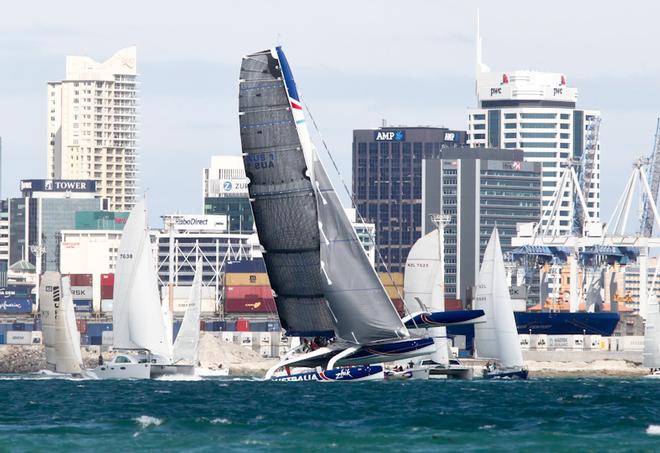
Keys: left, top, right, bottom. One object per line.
{"left": 0, "top": 376, "right": 658, "bottom": 452}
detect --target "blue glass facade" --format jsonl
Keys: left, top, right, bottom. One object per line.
{"left": 352, "top": 127, "right": 467, "bottom": 272}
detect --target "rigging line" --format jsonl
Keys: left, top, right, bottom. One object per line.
{"left": 302, "top": 100, "right": 409, "bottom": 315}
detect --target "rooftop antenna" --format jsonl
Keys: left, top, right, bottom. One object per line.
{"left": 475, "top": 9, "right": 490, "bottom": 84}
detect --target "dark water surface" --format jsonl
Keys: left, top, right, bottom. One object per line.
{"left": 0, "top": 376, "right": 658, "bottom": 452}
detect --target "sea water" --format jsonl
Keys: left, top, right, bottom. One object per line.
{"left": 0, "top": 377, "right": 658, "bottom": 452}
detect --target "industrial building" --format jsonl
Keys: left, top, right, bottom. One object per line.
{"left": 203, "top": 155, "right": 254, "bottom": 233}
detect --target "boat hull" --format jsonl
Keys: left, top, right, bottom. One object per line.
{"left": 91, "top": 363, "right": 195, "bottom": 379}
{"left": 336, "top": 337, "right": 436, "bottom": 367}
{"left": 271, "top": 365, "right": 384, "bottom": 382}
{"left": 384, "top": 367, "right": 430, "bottom": 381}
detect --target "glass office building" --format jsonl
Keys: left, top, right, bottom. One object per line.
{"left": 352, "top": 126, "right": 467, "bottom": 272}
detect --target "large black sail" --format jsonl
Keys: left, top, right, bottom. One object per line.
{"left": 239, "top": 48, "right": 334, "bottom": 336}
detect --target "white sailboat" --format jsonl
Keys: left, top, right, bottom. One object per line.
{"left": 92, "top": 200, "right": 194, "bottom": 379}
{"left": 173, "top": 257, "right": 202, "bottom": 365}
{"left": 474, "top": 228, "right": 528, "bottom": 379}
{"left": 402, "top": 226, "right": 484, "bottom": 380}
{"left": 39, "top": 272, "right": 84, "bottom": 376}
{"left": 643, "top": 300, "right": 660, "bottom": 378}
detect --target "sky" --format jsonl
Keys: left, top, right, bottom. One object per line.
{"left": 1, "top": 0, "right": 659, "bottom": 226}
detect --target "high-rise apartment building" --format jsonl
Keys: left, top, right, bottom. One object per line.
{"left": 47, "top": 47, "right": 138, "bottom": 212}
{"left": 468, "top": 33, "right": 600, "bottom": 236}
{"left": 352, "top": 126, "right": 467, "bottom": 272}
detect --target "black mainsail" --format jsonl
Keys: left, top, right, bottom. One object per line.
{"left": 239, "top": 47, "right": 409, "bottom": 344}
{"left": 239, "top": 48, "right": 334, "bottom": 337}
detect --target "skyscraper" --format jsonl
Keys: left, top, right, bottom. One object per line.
{"left": 47, "top": 47, "right": 138, "bottom": 212}
{"left": 468, "top": 28, "right": 600, "bottom": 236}
{"left": 352, "top": 126, "right": 467, "bottom": 272}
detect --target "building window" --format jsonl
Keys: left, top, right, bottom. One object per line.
{"left": 520, "top": 113, "right": 557, "bottom": 119}
{"left": 560, "top": 133, "right": 570, "bottom": 139}
{"left": 504, "top": 133, "right": 516, "bottom": 139}
{"left": 473, "top": 124, "right": 485, "bottom": 130}
{"left": 504, "top": 123, "right": 517, "bottom": 129}
{"left": 560, "top": 143, "right": 569, "bottom": 149}
{"left": 560, "top": 113, "right": 570, "bottom": 120}
{"left": 504, "top": 113, "right": 516, "bottom": 119}
{"left": 520, "top": 142, "right": 557, "bottom": 148}
{"left": 473, "top": 114, "right": 485, "bottom": 120}
{"left": 521, "top": 132, "right": 556, "bottom": 139}
{"left": 520, "top": 123, "right": 555, "bottom": 129}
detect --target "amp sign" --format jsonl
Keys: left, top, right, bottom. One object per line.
{"left": 374, "top": 130, "right": 406, "bottom": 142}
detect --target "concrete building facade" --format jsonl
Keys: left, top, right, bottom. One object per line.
{"left": 47, "top": 47, "right": 138, "bottom": 212}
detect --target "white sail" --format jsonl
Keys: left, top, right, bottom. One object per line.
{"left": 404, "top": 229, "right": 448, "bottom": 366}
{"left": 40, "top": 272, "right": 83, "bottom": 374}
{"left": 113, "top": 200, "right": 172, "bottom": 361}
{"left": 173, "top": 258, "right": 202, "bottom": 364}
{"left": 474, "top": 228, "right": 524, "bottom": 368}
{"left": 643, "top": 300, "right": 660, "bottom": 368}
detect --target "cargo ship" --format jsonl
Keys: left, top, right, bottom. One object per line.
{"left": 513, "top": 311, "right": 620, "bottom": 336}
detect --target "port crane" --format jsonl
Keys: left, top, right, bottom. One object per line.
{"left": 512, "top": 158, "right": 660, "bottom": 318}
{"left": 640, "top": 118, "right": 660, "bottom": 237}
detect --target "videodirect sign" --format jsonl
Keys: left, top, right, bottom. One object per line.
{"left": 374, "top": 130, "right": 406, "bottom": 142}
{"left": 20, "top": 179, "right": 97, "bottom": 193}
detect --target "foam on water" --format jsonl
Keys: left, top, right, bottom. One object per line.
{"left": 646, "top": 425, "right": 660, "bottom": 435}
{"left": 134, "top": 415, "right": 163, "bottom": 429}
{"left": 155, "top": 374, "right": 203, "bottom": 382}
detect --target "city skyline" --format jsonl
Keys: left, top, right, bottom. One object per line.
{"left": 0, "top": 0, "right": 659, "bottom": 222}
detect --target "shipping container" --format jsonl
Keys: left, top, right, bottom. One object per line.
{"left": 530, "top": 334, "right": 548, "bottom": 350}
{"left": 225, "top": 285, "right": 273, "bottom": 299}
{"left": 378, "top": 272, "right": 404, "bottom": 287}
{"left": 102, "top": 330, "right": 114, "bottom": 345}
{"left": 31, "top": 331, "right": 42, "bottom": 345}
{"left": 585, "top": 335, "right": 602, "bottom": 350}
{"left": 73, "top": 300, "right": 93, "bottom": 313}
{"left": 224, "top": 297, "right": 277, "bottom": 314}
{"left": 390, "top": 298, "right": 405, "bottom": 317}
{"left": 90, "top": 336, "right": 102, "bottom": 346}
{"left": 383, "top": 285, "right": 403, "bottom": 300}
{"left": 0, "top": 285, "right": 32, "bottom": 298}
{"left": 101, "top": 273, "right": 114, "bottom": 287}
{"left": 101, "top": 285, "right": 113, "bottom": 300}
{"left": 69, "top": 274, "right": 93, "bottom": 287}
{"left": 225, "top": 259, "right": 267, "bottom": 274}
{"left": 0, "top": 298, "right": 33, "bottom": 314}
{"left": 76, "top": 319, "right": 88, "bottom": 334}
{"left": 80, "top": 334, "right": 90, "bottom": 346}
{"left": 6, "top": 331, "right": 32, "bottom": 345}
{"left": 240, "top": 332, "right": 253, "bottom": 348}
{"left": 101, "top": 299, "right": 113, "bottom": 312}
{"left": 445, "top": 299, "right": 463, "bottom": 311}
{"left": 236, "top": 319, "right": 250, "bottom": 332}
{"left": 86, "top": 323, "right": 112, "bottom": 337}
{"left": 225, "top": 273, "right": 270, "bottom": 286}
{"left": 70, "top": 286, "right": 92, "bottom": 300}
{"left": 519, "top": 334, "right": 530, "bottom": 350}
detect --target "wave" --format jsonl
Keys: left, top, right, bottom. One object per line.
{"left": 155, "top": 374, "right": 203, "bottom": 382}
{"left": 134, "top": 415, "right": 163, "bottom": 428}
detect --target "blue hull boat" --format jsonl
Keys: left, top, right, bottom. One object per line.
{"left": 271, "top": 365, "right": 384, "bottom": 382}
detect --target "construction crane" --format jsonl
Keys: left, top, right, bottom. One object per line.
{"left": 574, "top": 115, "right": 601, "bottom": 236}
{"left": 641, "top": 118, "right": 660, "bottom": 237}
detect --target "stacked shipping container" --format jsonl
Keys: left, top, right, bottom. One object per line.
{"left": 223, "top": 260, "right": 277, "bottom": 314}
{"left": 378, "top": 272, "right": 406, "bottom": 316}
